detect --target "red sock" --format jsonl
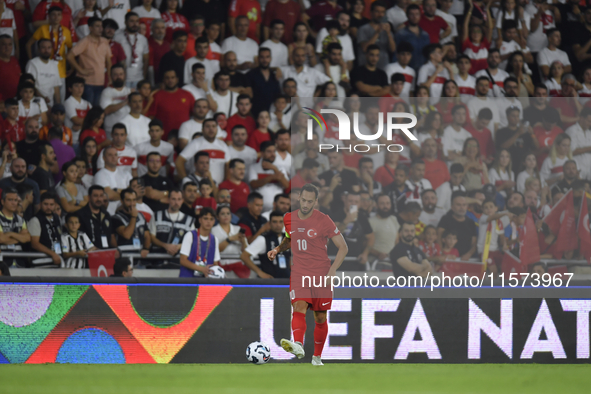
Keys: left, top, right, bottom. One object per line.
{"left": 291, "top": 312, "right": 306, "bottom": 344}
{"left": 313, "top": 321, "right": 328, "bottom": 357}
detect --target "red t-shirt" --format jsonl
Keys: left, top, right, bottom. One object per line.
{"left": 462, "top": 37, "right": 489, "bottom": 75}
{"left": 305, "top": 1, "right": 342, "bottom": 32}
{"left": 79, "top": 128, "right": 107, "bottom": 146}
{"left": 423, "top": 158, "right": 450, "bottom": 190}
{"left": 229, "top": 0, "right": 262, "bottom": 42}
{"left": 33, "top": 1, "right": 77, "bottom": 41}
{"left": 0, "top": 56, "right": 21, "bottom": 101}
{"left": 436, "top": 102, "right": 471, "bottom": 126}
{"left": 246, "top": 129, "right": 271, "bottom": 151}
{"left": 419, "top": 241, "right": 441, "bottom": 257}
{"left": 5, "top": 0, "right": 30, "bottom": 39}
{"left": 193, "top": 196, "right": 217, "bottom": 211}
{"left": 107, "top": 41, "right": 126, "bottom": 86}
{"left": 466, "top": 125, "right": 495, "bottom": 160}
{"left": 290, "top": 173, "right": 307, "bottom": 189}
{"left": 419, "top": 14, "right": 448, "bottom": 43}
{"left": 219, "top": 180, "right": 251, "bottom": 213}
{"left": 285, "top": 209, "right": 340, "bottom": 277}
{"left": 149, "top": 88, "right": 195, "bottom": 139}
{"left": 225, "top": 113, "right": 257, "bottom": 141}
{"left": 374, "top": 165, "right": 397, "bottom": 188}
{"left": 442, "top": 247, "right": 460, "bottom": 258}
{"left": 263, "top": 0, "right": 301, "bottom": 43}
{"left": 0, "top": 118, "right": 25, "bottom": 143}
{"left": 148, "top": 36, "right": 171, "bottom": 78}
{"left": 161, "top": 11, "right": 189, "bottom": 43}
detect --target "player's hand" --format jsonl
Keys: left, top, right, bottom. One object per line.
{"left": 326, "top": 267, "right": 338, "bottom": 278}
{"left": 267, "top": 248, "right": 278, "bottom": 261}
{"left": 257, "top": 270, "right": 273, "bottom": 279}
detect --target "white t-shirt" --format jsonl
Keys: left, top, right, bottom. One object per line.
{"left": 25, "top": 58, "right": 62, "bottom": 107}
{"left": 566, "top": 122, "right": 591, "bottom": 180}
{"left": 74, "top": 9, "right": 102, "bottom": 39}
{"left": 211, "top": 223, "right": 246, "bottom": 264}
{"left": 98, "top": 0, "right": 131, "bottom": 33}
{"left": 131, "top": 5, "right": 161, "bottom": 29}
{"left": 474, "top": 68, "right": 509, "bottom": 98}
{"left": 178, "top": 118, "right": 225, "bottom": 142}
{"left": 249, "top": 160, "right": 288, "bottom": 211}
{"left": 113, "top": 30, "right": 149, "bottom": 82}
{"left": 182, "top": 83, "right": 206, "bottom": 101}
{"left": 18, "top": 99, "right": 48, "bottom": 124}
{"left": 0, "top": 8, "right": 17, "bottom": 37}
{"left": 64, "top": 95, "right": 92, "bottom": 132}
{"left": 516, "top": 170, "right": 546, "bottom": 194}
{"left": 314, "top": 28, "right": 355, "bottom": 63}
{"left": 419, "top": 207, "right": 447, "bottom": 228}
{"left": 313, "top": 63, "right": 348, "bottom": 98}
{"left": 441, "top": 125, "right": 472, "bottom": 157}
{"left": 99, "top": 86, "right": 131, "bottom": 134}
{"left": 180, "top": 232, "right": 221, "bottom": 263}
{"left": 488, "top": 167, "right": 514, "bottom": 198}
{"left": 179, "top": 137, "right": 230, "bottom": 184}
{"left": 435, "top": 182, "right": 466, "bottom": 212}
{"left": 183, "top": 57, "right": 220, "bottom": 87}
{"left": 96, "top": 146, "right": 138, "bottom": 177}
{"left": 499, "top": 40, "right": 531, "bottom": 70}
{"left": 279, "top": 65, "right": 331, "bottom": 98}
{"left": 454, "top": 74, "right": 476, "bottom": 103}
{"left": 435, "top": 9, "right": 457, "bottom": 44}
{"left": 384, "top": 62, "right": 415, "bottom": 98}
{"left": 221, "top": 36, "right": 259, "bottom": 74}
{"left": 467, "top": 96, "right": 500, "bottom": 126}
{"left": 260, "top": 39, "right": 289, "bottom": 68}
{"left": 537, "top": 47, "right": 571, "bottom": 71}
{"left": 210, "top": 90, "right": 238, "bottom": 117}
{"left": 273, "top": 151, "right": 292, "bottom": 177}
{"left": 93, "top": 167, "right": 133, "bottom": 214}
{"left": 417, "top": 61, "right": 450, "bottom": 105}
{"left": 134, "top": 140, "right": 174, "bottom": 177}
{"left": 477, "top": 214, "right": 510, "bottom": 254}
{"left": 228, "top": 145, "right": 258, "bottom": 175}
{"left": 120, "top": 113, "right": 151, "bottom": 147}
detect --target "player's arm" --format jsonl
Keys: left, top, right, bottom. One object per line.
{"left": 267, "top": 235, "right": 291, "bottom": 261}
{"left": 327, "top": 233, "right": 348, "bottom": 277}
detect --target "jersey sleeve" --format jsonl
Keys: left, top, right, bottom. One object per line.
{"left": 324, "top": 214, "right": 340, "bottom": 238}
{"left": 284, "top": 212, "right": 292, "bottom": 237}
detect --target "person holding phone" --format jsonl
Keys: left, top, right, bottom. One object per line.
{"left": 212, "top": 205, "right": 249, "bottom": 278}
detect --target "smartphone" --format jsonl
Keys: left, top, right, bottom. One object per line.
{"left": 239, "top": 228, "right": 246, "bottom": 234}
{"left": 349, "top": 205, "right": 358, "bottom": 214}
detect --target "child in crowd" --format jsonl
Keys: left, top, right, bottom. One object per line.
{"left": 193, "top": 179, "right": 217, "bottom": 214}
{"left": 18, "top": 82, "right": 48, "bottom": 126}
{"left": 462, "top": 0, "right": 493, "bottom": 75}
{"left": 61, "top": 213, "right": 98, "bottom": 269}
{"left": 478, "top": 199, "right": 511, "bottom": 273}
{"left": 419, "top": 225, "right": 443, "bottom": 269}
{"left": 247, "top": 111, "right": 272, "bottom": 153}
{"left": 321, "top": 21, "right": 346, "bottom": 79}
{"left": 441, "top": 230, "right": 460, "bottom": 260}
{"left": 503, "top": 207, "right": 527, "bottom": 254}
{"left": 269, "top": 95, "right": 290, "bottom": 132}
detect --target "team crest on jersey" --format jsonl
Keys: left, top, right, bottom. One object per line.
{"left": 298, "top": 228, "right": 305, "bottom": 232}
{"left": 179, "top": 230, "right": 185, "bottom": 236}
{"left": 306, "top": 229, "right": 318, "bottom": 238}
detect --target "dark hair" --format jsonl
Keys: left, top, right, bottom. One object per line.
{"left": 1, "top": 187, "right": 18, "bottom": 200}
{"left": 81, "top": 106, "right": 105, "bottom": 132}
{"left": 450, "top": 163, "right": 464, "bottom": 174}
{"left": 228, "top": 158, "right": 245, "bottom": 169}
{"left": 146, "top": 151, "right": 161, "bottom": 162}
{"left": 247, "top": 192, "right": 264, "bottom": 203}
{"left": 137, "top": 79, "right": 151, "bottom": 90}
{"left": 102, "top": 18, "right": 119, "bottom": 30}
{"left": 260, "top": 140, "right": 275, "bottom": 152}
{"left": 274, "top": 193, "right": 290, "bottom": 203}
{"left": 149, "top": 119, "right": 164, "bottom": 129}
{"left": 406, "top": 3, "right": 421, "bottom": 15}
{"left": 40, "top": 192, "right": 58, "bottom": 204}
{"left": 80, "top": 137, "right": 99, "bottom": 175}
{"left": 65, "top": 212, "right": 80, "bottom": 223}
{"left": 199, "top": 207, "right": 216, "bottom": 219}
{"left": 366, "top": 44, "right": 380, "bottom": 53}
{"left": 160, "top": 0, "right": 180, "bottom": 13}
{"left": 269, "top": 210, "right": 285, "bottom": 220}
{"left": 302, "top": 158, "right": 319, "bottom": 169}
{"left": 326, "top": 42, "right": 343, "bottom": 53}
{"left": 397, "top": 41, "right": 414, "bottom": 54}
{"left": 88, "top": 185, "right": 104, "bottom": 195}
{"left": 37, "top": 141, "right": 53, "bottom": 159}
{"left": 112, "top": 123, "right": 127, "bottom": 134}
{"left": 402, "top": 201, "right": 421, "bottom": 213}
{"left": 194, "top": 150, "right": 209, "bottom": 163}
{"left": 442, "top": 229, "right": 457, "bottom": 238}
{"left": 477, "top": 108, "right": 493, "bottom": 120}
{"left": 198, "top": 178, "right": 212, "bottom": 188}
{"left": 119, "top": 188, "right": 136, "bottom": 201}
{"left": 301, "top": 183, "right": 319, "bottom": 199}
{"left": 390, "top": 73, "right": 406, "bottom": 84}
{"left": 191, "top": 62, "right": 205, "bottom": 73}
{"left": 183, "top": 181, "right": 198, "bottom": 191}
{"left": 451, "top": 191, "right": 467, "bottom": 203}
{"left": 113, "top": 258, "right": 131, "bottom": 276}
{"left": 420, "top": 188, "right": 436, "bottom": 198}
{"left": 4, "top": 98, "right": 18, "bottom": 108}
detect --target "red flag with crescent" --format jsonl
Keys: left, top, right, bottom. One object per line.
{"left": 578, "top": 196, "right": 591, "bottom": 263}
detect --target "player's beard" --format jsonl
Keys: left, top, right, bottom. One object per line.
{"left": 300, "top": 205, "right": 312, "bottom": 215}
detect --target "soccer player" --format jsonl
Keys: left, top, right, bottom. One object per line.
{"left": 267, "top": 183, "right": 348, "bottom": 366}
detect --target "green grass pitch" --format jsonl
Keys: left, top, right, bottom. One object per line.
{"left": 1, "top": 364, "right": 590, "bottom": 394}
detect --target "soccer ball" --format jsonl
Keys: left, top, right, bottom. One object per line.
{"left": 246, "top": 341, "right": 271, "bottom": 364}
{"left": 208, "top": 265, "right": 226, "bottom": 279}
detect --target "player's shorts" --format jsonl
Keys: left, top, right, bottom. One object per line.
{"left": 290, "top": 274, "right": 333, "bottom": 311}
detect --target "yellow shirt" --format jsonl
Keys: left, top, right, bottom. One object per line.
{"left": 32, "top": 25, "right": 73, "bottom": 78}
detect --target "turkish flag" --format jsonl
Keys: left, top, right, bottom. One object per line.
{"left": 520, "top": 209, "right": 541, "bottom": 266}
{"left": 87, "top": 249, "right": 117, "bottom": 277}
{"left": 543, "top": 189, "right": 572, "bottom": 236}
{"left": 578, "top": 197, "right": 591, "bottom": 263}
{"left": 555, "top": 190, "right": 578, "bottom": 253}
{"left": 501, "top": 251, "right": 526, "bottom": 274}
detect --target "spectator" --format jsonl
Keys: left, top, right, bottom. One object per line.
{"left": 537, "top": 28, "right": 571, "bottom": 80}
{"left": 356, "top": 1, "right": 395, "bottom": 70}
{"left": 291, "top": 157, "right": 319, "bottom": 189}
{"left": 184, "top": 36, "right": 220, "bottom": 85}
{"left": 150, "top": 189, "right": 195, "bottom": 256}
{"left": 29, "top": 142, "right": 56, "bottom": 194}
{"left": 212, "top": 205, "right": 248, "bottom": 277}
{"left": 102, "top": 19, "right": 126, "bottom": 81}
{"left": 280, "top": 46, "right": 331, "bottom": 98}
{"left": 249, "top": 140, "right": 289, "bottom": 211}
{"left": 498, "top": 20, "right": 533, "bottom": 71}
{"left": 419, "top": 188, "right": 447, "bottom": 227}
{"left": 18, "top": 82, "right": 48, "bottom": 126}
{"left": 1, "top": 99, "right": 25, "bottom": 143}
{"left": 159, "top": 0, "right": 188, "bottom": 43}
{"left": 179, "top": 99, "right": 216, "bottom": 149}
{"left": 148, "top": 19, "right": 169, "bottom": 82}
{"left": 246, "top": 47, "right": 282, "bottom": 116}
{"left": 67, "top": 17, "right": 112, "bottom": 106}
{"left": 223, "top": 51, "right": 251, "bottom": 95}
{"left": 26, "top": 39, "right": 62, "bottom": 107}
{"left": 288, "top": 22, "right": 317, "bottom": 67}
{"left": 219, "top": 158, "right": 250, "bottom": 214}
{"left": 182, "top": 63, "right": 208, "bottom": 100}
{"left": 516, "top": 153, "right": 543, "bottom": 194}
{"left": 293, "top": 132, "right": 330, "bottom": 175}
{"left": 100, "top": 64, "right": 131, "bottom": 136}
{"left": 110, "top": 258, "right": 133, "bottom": 277}
{"left": 156, "top": 30, "right": 187, "bottom": 85}
{"left": 149, "top": 69, "right": 195, "bottom": 138}
{"left": 261, "top": 192, "right": 290, "bottom": 221}
{"left": 16, "top": 117, "right": 44, "bottom": 167}
{"left": 351, "top": 44, "right": 388, "bottom": 97}
{"left": 523, "top": 84, "right": 559, "bottom": 128}
{"left": 302, "top": 0, "right": 342, "bottom": 34}
{"left": 177, "top": 118, "right": 229, "bottom": 184}
{"left": 216, "top": 190, "right": 239, "bottom": 223}
{"left": 368, "top": 193, "right": 400, "bottom": 263}
{"left": 315, "top": 11, "right": 355, "bottom": 70}
{"left": 48, "top": 126, "right": 76, "bottom": 185}
{"left": 554, "top": 159, "right": 579, "bottom": 193}
{"left": 488, "top": 149, "right": 516, "bottom": 199}
{"left": 80, "top": 106, "right": 111, "bottom": 151}
{"left": 141, "top": 151, "right": 172, "bottom": 212}
{"left": 28, "top": 192, "right": 63, "bottom": 267}
{"left": 496, "top": 106, "right": 538, "bottom": 170}
{"left": 134, "top": 119, "right": 174, "bottom": 177}
{"left": 227, "top": 125, "right": 258, "bottom": 175}
{"left": 263, "top": 0, "right": 300, "bottom": 44}
{"left": 420, "top": 0, "right": 451, "bottom": 44}
{"left": 39, "top": 104, "right": 73, "bottom": 146}
{"left": 222, "top": 16, "right": 258, "bottom": 74}
{"left": 226, "top": 94, "right": 256, "bottom": 140}
{"left": 56, "top": 160, "right": 89, "bottom": 214}
{"left": 474, "top": 49, "right": 508, "bottom": 97}
{"left": 497, "top": 77, "right": 524, "bottom": 128}
{"left": 566, "top": 107, "right": 591, "bottom": 180}
{"left": 533, "top": 109, "right": 562, "bottom": 165}
{"left": 437, "top": 193, "right": 477, "bottom": 260}
{"left": 0, "top": 158, "right": 40, "bottom": 219}
{"left": 457, "top": 137, "right": 490, "bottom": 191}
{"left": 112, "top": 187, "right": 150, "bottom": 256}
{"left": 418, "top": 43, "right": 452, "bottom": 104}
{"left": 238, "top": 191, "right": 268, "bottom": 243}
{"left": 0, "top": 188, "right": 31, "bottom": 257}
{"left": 395, "top": 4, "right": 430, "bottom": 71}
{"left": 436, "top": 163, "right": 467, "bottom": 212}
{"left": 0, "top": 35, "right": 20, "bottom": 103}
{"left": 540, "top": 134, "right": 573, "bottom": 185}
{"left": 455, "top": 55, "right": 476, "bottom": 102}
{"left": 441, "top": 105, "right": 471, "bottom": 160}
{"left": 273, "top": 128, "right": 291, "bottom": 174}
{"left": 96, "top": 123, "right": 138, "bottom": 177}
{"left": 261, "top": 20, "right": 288, "bottom": 68}
{"left": 421, "top": 138, "right": 449, "bottom": 190}
{"left": 465, "top": 108, "right": 494, "bottom": 161}
{"left": 180, "top": 181, "right": 198, "bottom": 219}
{"left": 391, "top": 221, "right": 434, "bottom": 277}
{"left": 436, "top": 0, "right": 457, "bottom": 45}
{"left": 467, "top": 77, "right": 500, "bottom": 130}
{"left": 93, "top": 145, "right": 133, "bottom": 214}
{"left": 241, "top": 210, "right": 289, "bottom": 278}
{"left": 60, "top": 212, "right": 97, "bottom": 269}
{"left": 209, "top": 70, "right": 238, "bottom": 116}
{"left": 332, "top": 191, "right": 374, "bottom": 267}
{"left": 180, "top": 151, "right": 214, "bottom": 188}
{"left": 132, "top": 0, "right": 161, "bottom": 38}
{"left": 63, "top": 77, "right": 92, "bottom": 144}
{"left": 319, "top": 149, "right": 359, "bottom": 214}
{"left": 120, "top": 92, "right": 150, "bottom": 147}
{"left": 74, "top": 185, "right": 111, "bottom": 249}
{"left": 384, "top": 43, "right": 415, "bottom": 98}
{"left": 27, "top": 7, "right": 73, "bottom": 100}
{"left": 405, "top": 159, "right": 432, "bottom": 206}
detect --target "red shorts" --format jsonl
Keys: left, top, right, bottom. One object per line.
{"left": 290, "top": 274, "right": 333, "bottom": 311}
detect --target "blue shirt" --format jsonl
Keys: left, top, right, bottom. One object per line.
{"left": 394, "top": 27, "right": 430, "bottom": 71}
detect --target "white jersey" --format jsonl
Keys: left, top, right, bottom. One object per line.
{"left": 182, "top": 83, "right": 206, "bottom": 101}
{"left": 113, "top": 30, "right": 149, "bottom": 82}
{"left": 474, "top": 68, "right": 509, "bottom": 98}
{"left": 0, "top": 8, "right": 16, "bottom": 38}
{"left": 179, "top": 137, "right": 230, "bottom": 184}
{"left": 454, "top": 74, "right": 476, "bottom": 103}
{"left": 273, "top": 151, "right": 292, "bottom": 177}
{"left": 99, "top": 86, "right": 131, "bottom": 134}
{"left": 61, "top": 231, "right": 94, "bottom": 269}
{"left": 96, "top": 146, "right": 138, "bottom": 177}
{"left": 120, "top": 113, "right": 151, "bottom": 147}
{"left": 64, "top": 95, "right": 92, "bottom": 133}
{"left": 441, "top": 125, "right": 472, "bottom": 157}
{"left": 384, "top": 62, "right": 415, "bottom": 98}
{"left": 25, "top": 58, "right": 62, "bottom": 107}
{"left": 74, "top": 9, "right": 102, "bottom": 39}
{"left": 93, "top": 167, "right": 133, "bottom": 214}
{"left": 248, "top": 160, "right": 289, "bottom": 211}
{"left": 417, "top": 61, "right": 450, "bottom": 105}
{"left": 540, "top": 155, "right": 571, "bottom": 183}
{"left": 488, "top": 167, "right": 515, "bottom": 198}
{"left": 435, "top": 9, "right": 457, "bottom": 44}
{"left": 221, "top": 36, "right": 259, "bottom": 74}
{"left": 211, "top": 224, "right": 246, "bottom": 265}
{"left": 18, "top": 99, "right": 48, "bottom": 124}
{"left": 183, "top": 57, "right": 220, "bottom": 87}
{"left": 566, "top": 122, "right": 591, "bottom": 180}
{"left": 98, "top": 0, "right": 130, "bottom": 31}
{"left": 260, "top": 39, "right": 289, "bottom": 68}
{"left": 228, "top": 145, "right": 258, "bottom": 175}
{"left": 134, "top": 140, "right": 174, "bottom": 177}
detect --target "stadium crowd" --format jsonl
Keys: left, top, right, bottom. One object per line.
{"left": 0, "top": 0, "right": 591, "bottom": 278}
